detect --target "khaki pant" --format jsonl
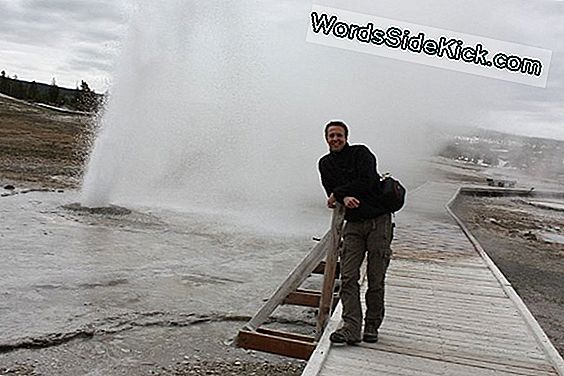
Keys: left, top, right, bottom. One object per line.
{"left": 340, "top": 214, "right": 393, "bottom": 338}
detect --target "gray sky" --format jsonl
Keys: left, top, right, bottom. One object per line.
{"left": 0, "top": 0, "right": 563, "bottom": 140}
{"left": 0, "top": 0, "right": 128, "bottom": 92}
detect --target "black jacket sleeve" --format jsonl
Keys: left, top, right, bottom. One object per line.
{"left": 332, "top": 146, "right": 378, "bottom": 200}
{"left": 318, "top": 158, "right": 334, "bottom": 198}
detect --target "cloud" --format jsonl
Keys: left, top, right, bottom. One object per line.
{"left": 22, "top": 0, "right": 126, "bottom": 23}
{"left": 0, "top": 0, "right": 128, "bottom": 91}
{"left": 66, "top": 57, "right": 113, "bottom": 74}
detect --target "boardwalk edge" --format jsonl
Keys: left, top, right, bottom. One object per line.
{"left": 446, "top": 186, "right": 564, "bottom": 376}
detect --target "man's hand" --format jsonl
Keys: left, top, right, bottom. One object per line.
{"left": 327, "top": 193, "right": 336, "bottom": 209}
{"left": 343, "top": 196, "right": 360, "bottom": 209}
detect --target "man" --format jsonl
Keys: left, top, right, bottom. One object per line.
{"left": 318, "top": 120, "right": 393, "bottom": 345}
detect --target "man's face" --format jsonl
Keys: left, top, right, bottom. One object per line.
{"left": 326, "top": 125, "right": 347, "bottom": 152}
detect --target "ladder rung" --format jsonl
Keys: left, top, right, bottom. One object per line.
{"left": 283, "top": 291, "right": 320, "bottom": 307}
{"left": 312, "top": 260, "right": 340, "bottom": 275}
{"left": 237, "top": 328, "right": 316, "bottom": 360}
{"left": 256, "top": 327, "right": 315, "bottom": 343}
{"left": 283, "top": 290, "right": 339, "bottom": 307}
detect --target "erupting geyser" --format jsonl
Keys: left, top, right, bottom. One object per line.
{"left": 80, "top": 1, "right": 485, "bottom": 226}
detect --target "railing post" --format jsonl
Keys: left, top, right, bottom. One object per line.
{"left": 315, "top": 204, "right": 345, "bottom": 339}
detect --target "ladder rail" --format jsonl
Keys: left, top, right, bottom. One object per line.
{"left": 315, "top": 204, "right": 345, "bottom": 337}
{"left": 245, "top": 230, "right": 331, "bottom": 330}
{"left": 238, "top": 205, "right": 345, "bottom": 360}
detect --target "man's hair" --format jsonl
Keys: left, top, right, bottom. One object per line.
{"left": 324, "top": 120, "right": 348, "bottom": 138}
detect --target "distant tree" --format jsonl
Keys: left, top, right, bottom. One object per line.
{"left": 48, "top": 77, "right": 59, "bottom": 104}
{"left": 28, "top": 80, "right": 39, "bottom": 101}
{"left": 80, "top": 80, "right": 90, "bottom": 92}
{"left": 13, "top": 80, "right": 25, "bottom": 99}
{"left": 0, "top": 70, "right": 6, "bottom": 94}
{"left": 74, "top": 80, "right": 100, "bottom": 112}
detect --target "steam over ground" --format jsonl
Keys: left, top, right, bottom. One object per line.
{"left": 80, "top": 1, "right": 563, "bottom": 232}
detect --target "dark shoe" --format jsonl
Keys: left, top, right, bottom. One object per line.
{"left": 363, "top": 322, "right": 379, "bottom": 343}
{"left": 329, "top": 329, "right": 360, "bottom": 345}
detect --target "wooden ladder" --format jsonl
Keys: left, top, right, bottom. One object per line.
{"left": 237, "top": 205, "right": 345, "bottom": 360}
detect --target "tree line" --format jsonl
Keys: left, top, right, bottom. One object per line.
{"left": 0, "top": 70, "right": 104, "bottom": 113}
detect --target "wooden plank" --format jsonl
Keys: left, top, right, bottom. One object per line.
{"left": 384, "top": 303, "right": 524, "bottom": 322}
{"left": 256, "top": 327, "right": 315, "bottom": 343}
{"left": 370, "top": 342, "right": 556, "bottom": 375}
{"left": 388, "top": 271, "right": 501, "bottom": 285}
{"left": 386, "top": 297, "right": 516, "bottom": 312}
{"left": 296, "top": 288, "right": 322, "bottom": 294}
{"left": 303, "top": 265, "right": 369, "bottom": 375}
{"left": 386, "top": 291, "right": 518, "bottom": 311}
{"left": 380, "top": 319, "right": 532, "bottom": 343}
{"left": 316, "top": 204, "right": 345, "bottom": 337}
{"left": 302, "top": 303, "right": 344, "bottom": 376}
{"left": 381, "top": 315, "right": 535, "bottom": 340}
{"left": 386, "top": 279, "right": 508, "bottom": 297}
{"left": 283, "top": 291, "right": 321, "bottom": 307}
{"left": 323, "top": 347, "right": 558, "bottom": 376}
{"left": 385, "top": 299, "right": 520, "bottom": 317}
{"left": 389, "top": 273, "right": 498, "bottom": 286}
{"left": 385, "top": 286, "right": 516, "bottom": 307}
{"left": 383, "top": 307, "right": 534, "bottom": 332}
{"left": 389, "top": 265, "right": 496, "bottom": 279}
{"left": 237, "top": 329, "right": 315, "bottom": 360}
{"left": 385, "top": 294, "right": 514, "bottom": 310}
{"left": 373, "top": 331, "right": 547, "bottom": 361}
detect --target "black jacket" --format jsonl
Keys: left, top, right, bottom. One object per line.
{"left": 318, "top": 143, "right": 387, "bottom": 222}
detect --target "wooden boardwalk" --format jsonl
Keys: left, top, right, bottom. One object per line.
{"left": 303, "top": 182, "right": 563, "bottom": 376}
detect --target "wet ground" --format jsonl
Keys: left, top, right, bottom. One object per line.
{"left": 0, "top": 188, "right": 324, "bottom": 375}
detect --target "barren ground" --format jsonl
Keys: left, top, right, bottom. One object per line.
{"left": 0, "top": 94, "right": 92, "bottom": 189}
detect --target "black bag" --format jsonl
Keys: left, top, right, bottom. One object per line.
{"left": 378, "top": 175, "right": 406, "bottom": 213}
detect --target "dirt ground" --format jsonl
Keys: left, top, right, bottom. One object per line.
{"left": 0, "top": 94, "right": 92, "bottom": 189}
{"left": 1, "top": 94, "right": 562, "bottom": 374}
